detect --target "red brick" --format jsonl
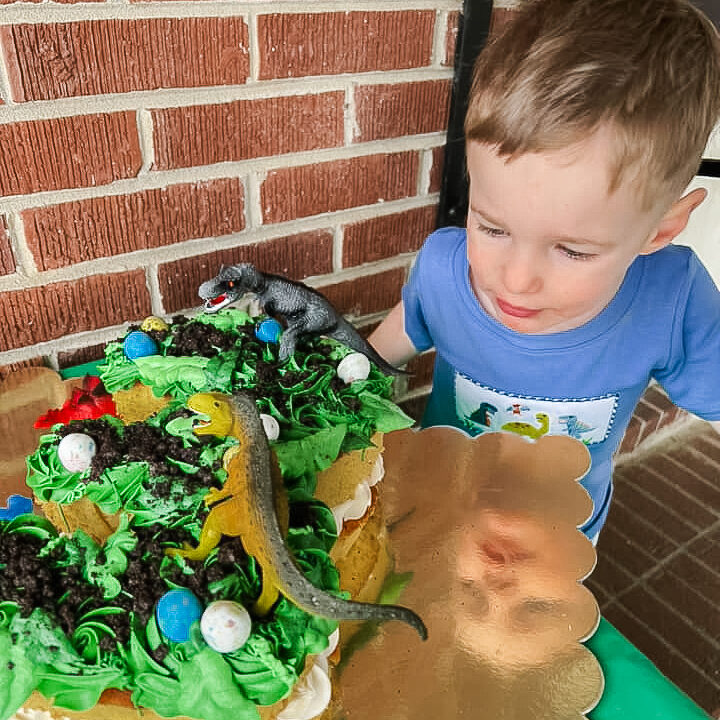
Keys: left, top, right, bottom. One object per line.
{"left": 595, "top": 522, "right": 657, "bottom": 577}
{"left": 1, "top": 19, "right": 248, "bottom": 101}
{"left": 605, "top": 497, "right": 678, "bottom": 560}
{"left": 0, "top": 270, "right": 151, "bottom": 352}
{"left": 642, "top": 383, "right": 676, "bottom": 412}
{"left": 319, "top": 268, "right": 405, "bottom": 318}
{"left": 342, "top": 206, "right": 436, "bottom": 268}
{"left": 690, "top": 433, "right": 720, "bottom": 466}
{"left": 618, "top": 415, "right": 643, "bottom": 454}
{"left": 430, "top": 146, "right": 445, "bottom": 194}
{"left": 262, "top": 152, "right": 419, "bottom": 224}
{"left": 613, "top": 469, "right": 697, "bottom": 544}
{"left": 153, "top": 92, "right": 343, "bottom": 171}
{"left": 633, "top": 398, "right": 662, "bottom": 445}
{"left": 158, "top": 231, "right": 334, "bottom": 314}
{"left": 354, "top": 80, "right": 451, "bottom": 143}
{"left": 258, "top": 11, "right": 435, "bottom": 80}
{"left": 23, "top": 179, "right": 245, "bottom": 271}
{"left": 669, "top": 442, "right": 720, "bottom": 482}
{"left": 444, "top": 12, "right": 460, "bottom": 67}
{"left": 57, "top": 344, "right": 106, "bottom": 369}
{"left": 647, "top": 567, "right": 720, "bottom": 641}
{"left": 624, "top": 464, "right": 717, "bottom": 530}
{"left": 643, "top": 453, "right": 720, "bottom": 515}
{"left": 0, "top": 113, "right": 141, "bottom": 197}
{"left": 586, "top": 553, "right": 636, "bottom": 598}
{"left": 621, "top": 585, "right": 720, "bottom": 678}
{"left": 0, "top": 358, "right": 44, "bottom": 382}
{"left": 0, "top": 219, "right": 15, "bottom": 276}
{"left": 686, "top": 528, "right": 720, "bottom": 569}
{"left": 407, "top": 350, "right": 435, "bottom": 391}
{"left": 665, "top": 552, "right": 720, "bottom": 600}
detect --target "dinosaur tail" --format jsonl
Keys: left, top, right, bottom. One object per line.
{"left": 231, "top": 391, "right": 426, "bottom": 640}
{"left": 279, "top": 559, "right": 428, "bottom": 640}
{"left": 329, "top": 317, "right": 408, "bottom": 376}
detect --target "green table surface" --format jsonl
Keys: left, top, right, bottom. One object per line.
{"left": 60, "top": 364, "right": 710, "bottom": 719}
{"left": 587, "top": 618, "right": 710, "bottom": 719}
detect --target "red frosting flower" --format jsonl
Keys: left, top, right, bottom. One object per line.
{"left": 35, "top": 375, "right": 117, "bottom": 428}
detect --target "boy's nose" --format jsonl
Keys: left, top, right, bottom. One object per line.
{"left": 501, "top": 247, "right": 543, "bottom": 295}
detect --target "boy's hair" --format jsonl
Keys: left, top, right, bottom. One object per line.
{"left": 465, "top": 0, "right": 720, "bottom": 209}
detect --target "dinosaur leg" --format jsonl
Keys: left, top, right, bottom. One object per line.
{"left": 252, "top": 571, "right": 280, "bottom": 616}
{"left": 278, "top": 323, "right": 304, "bottom": 362}
{"left": 166, "top": 524, "right": 223, "bottom": 562}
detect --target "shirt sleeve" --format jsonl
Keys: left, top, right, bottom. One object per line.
{"left": 401, "top": 243, "right": 435, "bottom": 352}
{"left": 655, "top": 253, "right": 720, "bottom": 420}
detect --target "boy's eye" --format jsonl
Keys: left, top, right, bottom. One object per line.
{"left": 477, "top": 223, "right": 508, "bottom": 238}
{"left": 558, "top": 245, "right": 595, "bottom": 261}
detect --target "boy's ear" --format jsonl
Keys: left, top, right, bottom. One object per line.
{"left": 640, "top": 188, "right": 707, "bottom": 255}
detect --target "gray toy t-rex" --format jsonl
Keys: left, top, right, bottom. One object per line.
{"left": 198, "top": 264, "right": 406, "bottom": 376}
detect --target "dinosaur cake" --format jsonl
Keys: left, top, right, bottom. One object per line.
{"left": 10, "top": 268, "right": 422, "bottom": 720}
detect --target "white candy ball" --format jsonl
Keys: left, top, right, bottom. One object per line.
{"left": 57, "top": 433, "right": 96, "bottom": 474}
{"left": 336, "top": 353, "right": 371, "bottom": 384}
{"left": 200, "top": 600, "right": 252, "bottom": 653}
{"left": 260, "top": 413, "right": 280, "bottom": 442}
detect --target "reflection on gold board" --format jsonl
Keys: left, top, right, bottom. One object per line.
{"left": 336, "top": 427, "right": 603, "bottom": 720}
{"left": 0, "top": 367, "right": 78, "bottom": 504}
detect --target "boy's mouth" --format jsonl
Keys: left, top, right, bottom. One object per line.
{"left": 496, "top": 298, "right": 541, "bottom": 319}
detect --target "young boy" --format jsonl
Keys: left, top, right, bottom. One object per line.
{"left": 369, "top": 0, "right": 720, "bottom": 541}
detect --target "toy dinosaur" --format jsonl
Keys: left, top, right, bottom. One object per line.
{"left": 167, "top": 391, "right": 427, "bottom": 640}
{"left": 198, "top": 263, "right": 405, "bottom": 376}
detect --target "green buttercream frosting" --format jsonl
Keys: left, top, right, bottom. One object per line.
{"left": 10, "top": 307, "right": 414, "bottom": 720}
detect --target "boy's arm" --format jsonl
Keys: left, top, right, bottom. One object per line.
{"left": 368, "top": 301, "right": 420, "bottom": 368}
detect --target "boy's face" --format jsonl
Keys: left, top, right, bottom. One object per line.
{"left": 465, "top": 133, "right": 670, "bottom": 334}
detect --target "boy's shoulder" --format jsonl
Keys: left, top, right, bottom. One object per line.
{"left": 419, "top": 226, "right": 466, "bottom": 258}
{"left": 640, "top": 243, "right": 705, "bottom": 282}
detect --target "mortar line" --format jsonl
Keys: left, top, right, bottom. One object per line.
{"left": 602, "top": 512, "right": 720, "bottom": 594}
{"left": 613, "top": 470, "right": 703, "bottom": 533}
{"left": 0, "top": 133, "right": 447, "bottom": 210}
{"left": 136, "top": 108, "right": 155, "bottom": 174}
{"left": 247, "top": 9, "right": 260, "bottom": 83}
{"left": 0, "top": 68, "right": 454, "bottom": 126}
{"left": 0, "top": 193, "right": 438, "bottom": 293}
{"left": 606, "top": 592, "right": 720, "bottom": 690}
{"left": 431, "top": 9, "right": 449, "bottom": 67}
{"left": 632, "top": 461, "right": 720, "bottom": 519}
{"left": 0, "top": 1, "right": 462, "bottom": 24}
{"left": 6, "top": 212, "right": 37, "bottom": 276}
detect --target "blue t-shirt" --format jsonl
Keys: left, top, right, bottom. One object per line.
{"left": 403, "top": 227, "right": 720, "bottom": 537}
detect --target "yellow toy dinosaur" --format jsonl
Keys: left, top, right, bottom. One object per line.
{"left": 166, "top": 391, "right": 427, "bottom": 639}
{"left": 166, "top": 391, "right": 288, "bottom": 615}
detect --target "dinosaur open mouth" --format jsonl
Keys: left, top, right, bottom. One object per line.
{"left": 203, "top": 293, "right": 234, "bottom": 313}
{"left": 191, "top": 412, "right": 212, "bottom": 430}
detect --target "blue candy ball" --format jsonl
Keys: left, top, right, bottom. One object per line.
{"left": 156, "top": 589, "right": 204, "bottom": 643}
{"left": 255, "top": 319, "right": 283, "bottom": 344}
{"left": 124, "top": 330, "right": 159, "bottom": 360}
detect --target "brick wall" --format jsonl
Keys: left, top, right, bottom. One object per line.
{"left": 0, "top": 2, "right": 462, "bottom": 381}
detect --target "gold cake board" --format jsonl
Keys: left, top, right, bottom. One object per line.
{"left": 335, "top": 427, "right": 603, "bottom": 720}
